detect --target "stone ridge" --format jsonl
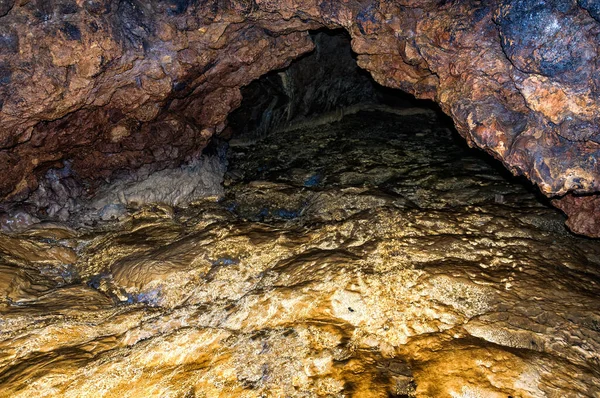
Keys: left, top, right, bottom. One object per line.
{"left": 0, "top": 0, "right": 599, "bottom": 235}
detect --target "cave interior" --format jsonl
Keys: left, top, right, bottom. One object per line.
{"left": 1, "top": 2, "right": 600, "bottom": 397}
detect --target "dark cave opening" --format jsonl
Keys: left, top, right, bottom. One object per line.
{"left": 0, "top": 28, "right": 556, "bottom": 231}
{"left": 226, "top": 29, "right": 436, "bottom": 143}
{"left": 223, "top": 29, "right": 554, "bottom": 217}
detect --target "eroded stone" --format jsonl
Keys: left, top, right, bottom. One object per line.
{"left": 1, "top": 1, "right": 600, "bottom": 234}
{"left": 0, "top": 111, "right": 598, "bottom": 396}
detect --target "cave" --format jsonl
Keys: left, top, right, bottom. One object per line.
{"left": 1, "top": 1, "right": 600, "bottom": 397}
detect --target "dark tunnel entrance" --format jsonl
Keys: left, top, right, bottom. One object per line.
{"left": 219, "top": 29, "right": 554, "bottom": 223}
{"left": 226, "top": 29, "right": 435, "bottom": 143}
{"left": 0, "top": 29, "right": 553, "bottom": 229}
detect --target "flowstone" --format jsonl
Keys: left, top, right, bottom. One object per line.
{"left": 0, "top": 111, "right": 599, "bottom": 397}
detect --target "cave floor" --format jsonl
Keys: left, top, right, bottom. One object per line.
{"left": 1, "top": 110, "right": 600, "bottom": 397}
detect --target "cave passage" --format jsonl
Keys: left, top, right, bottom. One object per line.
{"left": 221, "top": 29, "right": 551, "bottom": 222}
{"left": 2, "top": 87, "right": 600, "bottom": 396}
{"left": 1, "top": 27, "right": 600, "bottom": 398}
{"left": 226, "top": 29, "right": 430, "bottom": 145}
{"left": 224, "top": 107, "right": 551, "bottom": 224}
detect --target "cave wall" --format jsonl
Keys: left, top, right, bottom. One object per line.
{"left": 0, "top": 0, "right": 318, "bottom": 201}
{"left": 1, "top": 0, "right": 600, "bottom": 235}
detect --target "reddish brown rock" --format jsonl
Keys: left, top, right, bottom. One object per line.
{"left": 0, "top": 0, "right": 599, "bottom": 235}
{"left": 553, "top": 194, "right": 600, "bottom": 237}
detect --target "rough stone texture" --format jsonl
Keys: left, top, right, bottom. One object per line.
{"left": 21, "top": 148, "right": 227, "bottom": 223}
{"left": 1, "top": 111, "right": 599, "bottom": 397}
{"left": 1, "top": 0, "right": 600, "bottom": 235}
{"left": 552, "top": 194, "right": 600, "bottom": 237}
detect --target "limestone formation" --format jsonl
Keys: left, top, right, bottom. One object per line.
{"left": 1, "top": 110, "right": 599, "bottom": 397}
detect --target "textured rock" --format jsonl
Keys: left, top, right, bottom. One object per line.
{"left": 552, "top": 194, "right": 600, "bottom": 237}
{"left": 25, "top": 149, "right": 227, "bottom": 222}
{"left": 1, "top": 111, "right": 599, "bottom": 396}
{"left": 1, "top": 0, "right": 600, "bottom": 235}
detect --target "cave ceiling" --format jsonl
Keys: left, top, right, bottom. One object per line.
{"left": 0, "top": 0, "right": 600, "bottom": 236}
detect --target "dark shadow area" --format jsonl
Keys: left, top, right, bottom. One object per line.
{"left": 227, "top": 29, "right": 439, "bottom": 142}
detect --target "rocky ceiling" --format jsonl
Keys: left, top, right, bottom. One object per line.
{"left": 0, "top": 0, "right": 599, "bottom": 236}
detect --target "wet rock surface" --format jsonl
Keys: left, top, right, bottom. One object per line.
{"left": 1, "top": 111, "right": 599, "bottom": 397}
{"left": 1, "top": 1, "right": 600, "bottom": 235}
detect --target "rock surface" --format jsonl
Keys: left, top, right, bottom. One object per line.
{"left": 1, "top": 0, "right": 600, "bottom": 235}
{"left": 1, "top": 110, "right": 599, "bottom": 397}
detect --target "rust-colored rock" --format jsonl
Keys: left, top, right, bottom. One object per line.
{"left": 1, "top": 0, "right": 600, "bottom": 235}
{"left": 553, "top": 194, "right": 600, "bottom": 237}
